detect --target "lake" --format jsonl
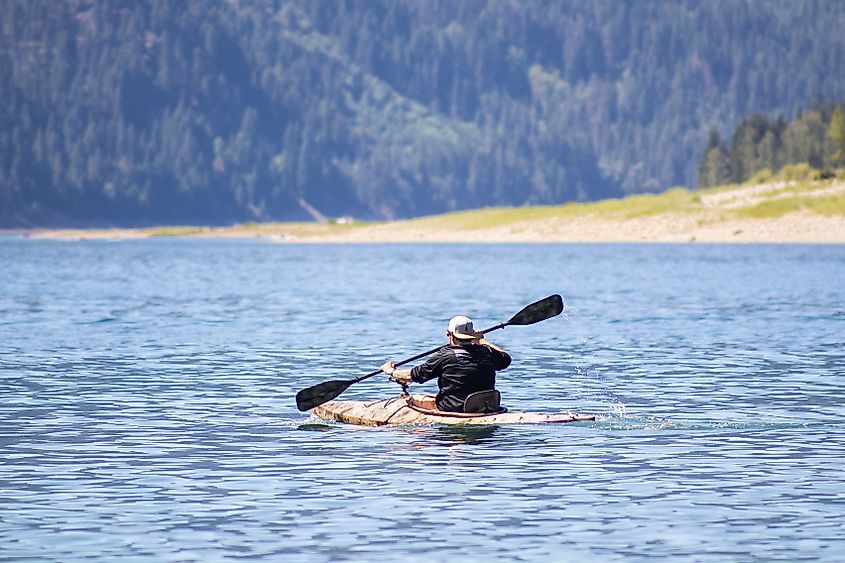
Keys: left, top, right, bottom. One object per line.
{"left": 1, "top": 237, "right": 844, "bottom": 561}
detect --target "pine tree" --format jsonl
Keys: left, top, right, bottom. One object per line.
{"left": 698, "top": 129, "right": 730, "bottom": 187}
{"left": 828, "top": 105, "right": 845, "bottom": 166}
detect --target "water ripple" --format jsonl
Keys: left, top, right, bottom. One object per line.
{"left": 1, "top": 240, "right": 844, "bottom": 561}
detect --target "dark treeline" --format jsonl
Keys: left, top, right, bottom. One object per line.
{"left": 3, "top": 1, "right": 845, "bottom": 227}
{"left": 699, "top": 101, "right": 845, "bottom": 187}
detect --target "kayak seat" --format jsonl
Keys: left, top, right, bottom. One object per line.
{"left": 463, "top": 390, "right": 503, "bottom": 414}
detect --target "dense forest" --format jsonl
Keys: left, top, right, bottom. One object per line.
{"left": 3, "top": 0, "right": 845, "bottom": 227}
{"left": 699, "top": 101, "right": 845, "bottom": 187}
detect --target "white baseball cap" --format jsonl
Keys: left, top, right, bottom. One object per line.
{"left": 448, "top": 315, "right": 478, "bottom": 340}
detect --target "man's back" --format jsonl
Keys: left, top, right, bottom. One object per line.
{"left": 411, "top": 344, "right": 511, "bottom": 411}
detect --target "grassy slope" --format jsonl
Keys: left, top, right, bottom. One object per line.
{"left": 408, "top": 187, "right": 703, "bottom": 231}
{"left": 406, "top": 167, "right": 845, "bottom": 232}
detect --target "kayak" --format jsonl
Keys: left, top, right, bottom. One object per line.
{"left": 311, "top": 396, "right": 595, "bottom": 426}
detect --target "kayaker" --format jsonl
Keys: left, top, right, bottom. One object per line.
{"left": 380, "top": 315, "right": 511, "bottom": 412}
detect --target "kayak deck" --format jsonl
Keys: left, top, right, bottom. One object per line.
{"left": 311, "top": 397, "right": 595, "bottom": 426}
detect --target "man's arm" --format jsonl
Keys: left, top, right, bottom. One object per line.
{"left": 478, "top": 338, "right": 512, "bottom": 369}
{"left": 380, "top": 361, "right": 412, "bottom": 384}
{"left": 381, "top": 352, "right": 443, "bottom": 385}
{"left": 477, "top": 338, "right": 505, "bottom": 353}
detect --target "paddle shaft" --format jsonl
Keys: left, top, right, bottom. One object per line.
{"left": 350, "top": 322, "right": 508, "bottom": 384}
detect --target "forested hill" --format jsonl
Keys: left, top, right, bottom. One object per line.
{"left": 3, "top": 1, "right": 845, "bottom": 227}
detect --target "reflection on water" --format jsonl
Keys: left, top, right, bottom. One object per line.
{"left": 297, "top": 423, "right": 336, "bottom": 432}
{"left": 1, "top": 239, "right": 844, "bottom": 561}
{"left": 394, "top": 424, "right": 501, "bottom": 447}
{"left": 432, "top": 424, "right": 499, "bottom": 445}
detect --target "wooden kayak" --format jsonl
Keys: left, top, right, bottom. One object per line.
{"left": 311, "top": 396, "right": 595, "bottom": 426}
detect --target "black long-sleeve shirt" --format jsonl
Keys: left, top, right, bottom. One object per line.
{"left": 410, "top": 344, "right": 511, "bottom": 412}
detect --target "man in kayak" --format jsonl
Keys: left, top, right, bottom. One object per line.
{"left": 380, "top": 315, "right": 511, "bottom": 412}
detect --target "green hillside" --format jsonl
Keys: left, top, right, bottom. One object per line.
{"left": 3, "top": 0, "right": 845, "bottom": 227}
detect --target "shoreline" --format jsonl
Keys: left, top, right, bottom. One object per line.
{"left": 20, "top": 178, "right": 845, "bottom": 245}
{"left": 21, "top": 213, "right": 845, "bottom": 245}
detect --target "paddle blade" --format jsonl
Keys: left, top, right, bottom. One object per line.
{"left": 296, "top": 379, "right": 353, "bottom": 411}
{"left": 506, "top": 294, "right": 564, "bottom": 326}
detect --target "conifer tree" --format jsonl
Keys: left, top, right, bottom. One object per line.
{"left": 829, "top": 105, "right": 845, "bottom": 166}
{"left": 698, "top": 129, "right": 730, "bottom": 187}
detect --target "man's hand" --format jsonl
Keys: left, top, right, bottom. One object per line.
{"left": 390, "top": 372, "right": 412, "bottom": 385}
{"left": 382, "top": 361, "right": 412, "bottom": 384}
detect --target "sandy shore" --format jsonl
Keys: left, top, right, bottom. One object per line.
{"left": 304, "top": 211, "right": 845, "bottom": 244}
{"left": 26, "top": 179, "right": 845, "bottom": 244}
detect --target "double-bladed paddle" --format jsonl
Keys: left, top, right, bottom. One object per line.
{"left": 295, "top": 294, "right": 564, "bottom": 411}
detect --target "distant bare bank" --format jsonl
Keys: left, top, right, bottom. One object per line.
{"left": 30, "top": 178, "right": 845, "bottom": 244}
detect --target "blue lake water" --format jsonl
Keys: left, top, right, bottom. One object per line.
{"left": 1, "top": 237, "right": 844, "bottom": 561}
